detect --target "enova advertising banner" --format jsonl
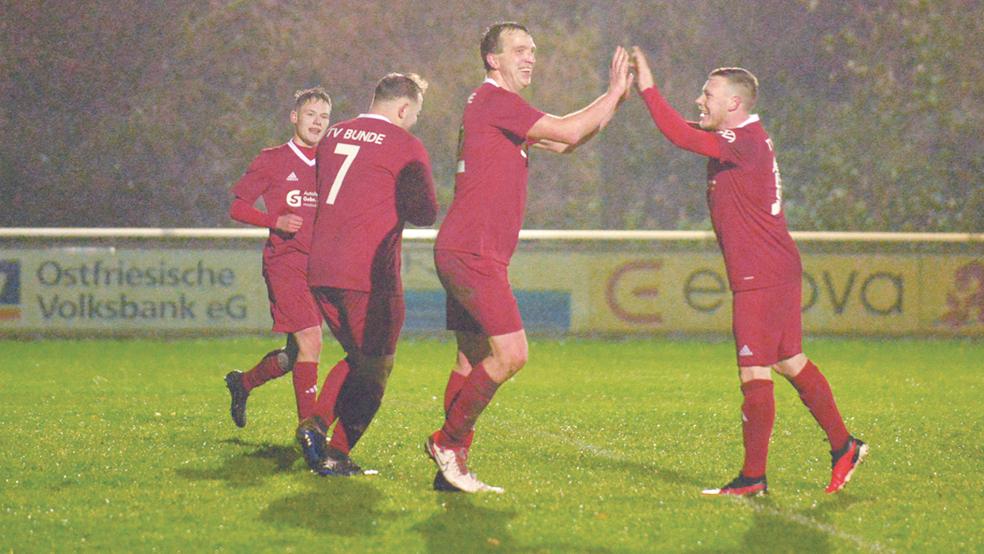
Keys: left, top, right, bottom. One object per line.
{"left": 1, "top": 246, "right": 981, "bottom": 336}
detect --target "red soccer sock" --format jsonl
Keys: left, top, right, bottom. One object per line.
{"left": 241, "top": 349, "right": 288, "bottom": 391}
{"left": 740, "top": 379, "right": 775, "bottom": 479}
{"left": 444, "top": 370, "right": 467, "bottom": 412}
{"left": 328, "top": 424, "right": 350, "bottom": 454}
{"left": 438, "top": 364, "right": 500, "bottom": 448}
{"left": 313, "top": 359, "right": 351, "bottom": 428}
{"left": 291, "top": 361, "right": 318, "bottom": 421}
{"left": 443, "top": 370, "right": 474, "bottom": 448}
{"left": 790, "top": 361, "right": 851, "bottom": 451}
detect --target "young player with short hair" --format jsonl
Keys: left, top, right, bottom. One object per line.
{"left": 224, "top": 87, "right": 331, "bottom": 429}
{"left": 631, "top": 47, "right": 867, "bottom": 496}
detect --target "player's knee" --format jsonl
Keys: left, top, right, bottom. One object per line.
{"left": 501, "top": 349, "right": 528, "bottom": 374}
{"left": 275, "top": 348, "right": 294, "bottom": 372}
{"left": 294, "top": 330, "right": 322, "bottom": 358}
{"left": 774, "top": 353, "right": 808, "bottom": 377}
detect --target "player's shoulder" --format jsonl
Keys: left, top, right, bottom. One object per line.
{"left": 245, "top": 143, "right": 288, "bottom": 169}
{"left": 717, "top": 115, "right": 766, "bottom": 145}
{"left": 384, "top": 123, "right": 426, "bottom": 155}
{"left": 259, "top": 142, "right": 291, "bottom": 156}
{"left": 489, "top": 84, "right": 529, "bottom": 106}
{"left": 253, "top": 142, "right": 294, "bottom": 165}
{"left": 364, "top": 115, "right": 417, "bottom": 142}
{"left": 471, "top": 81, "right": 525, "bottom": 106}
{"left": 402, "top": 131, "right": 427, "bottom": 154}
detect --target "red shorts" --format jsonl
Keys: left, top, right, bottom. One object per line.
{"left": 311, "top": 287, "right": 405, "bottom": 356}
{"left": 262, "top": 253, "right": 321, "bottom": 333}
{"left": 434, "top": 249, "right": 523, "bottom": 336}
{"left": 732, "top": 280, "right": 803, "bottom": 367}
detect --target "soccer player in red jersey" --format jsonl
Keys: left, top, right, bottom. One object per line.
{"left": 297, "top": 73, "right": 438, "bottom": 476}
{"left": 424, "top": 22, "right": 633, "bottom": 493}
{"left": 224, "top": 88, "right": 331, "bottom": 430}
{"left": 631, "top": 47, "right": 867, "bottom": 496}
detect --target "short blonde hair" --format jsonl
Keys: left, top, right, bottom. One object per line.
{"left": 710, "top": 67, "right": 758, "bottom": 109}
{"left": 372, "top": 73, "right": 428, "bottom": 104}
{"left": 293, "top": 86, "right": 332, "bottom": 111}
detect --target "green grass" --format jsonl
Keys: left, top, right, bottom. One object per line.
{"left": 1, "top": 336, "right": 981, "bottom": 552}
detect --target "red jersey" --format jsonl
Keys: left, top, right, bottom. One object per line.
{"left": 230, "top": 141, "right": 318, "bottom": 259}
{"left": 308, "top": 115, "right": 437, "bottom": 293}
{"left": 641, "top": 87, "right": 801, "bottom": 291}
{"left": 435, "top": 80, "right": 545, "bottom": 264}
{"left": 706, "top": 116, "right": 801, "bottom": 291}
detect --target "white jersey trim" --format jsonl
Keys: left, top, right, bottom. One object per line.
{"left": 483, "top": 77, "right": 501, "bottom": 88}
{"left": 287, "top": 140, "right": 316, "bottom": 167}
{"left": 357, "top": 113, "right": 393, "bottom": 124}
{"left": 733, "top": 114, "right": 760, "bottom": 129}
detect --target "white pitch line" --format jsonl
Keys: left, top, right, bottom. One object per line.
{"left": 542, "top": 431, "right": 893, "bottom": 554}
{"left": 735, "top": 497, "right": 894, "bottom": 554}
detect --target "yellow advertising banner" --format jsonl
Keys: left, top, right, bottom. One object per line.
{"left": 801, "top": 255, "right": 918, "bottom": 334}
{"left": 580, "top": 252, "right": 982, "bottom": 336}
{"left": 919, "top": 256, "right": 984, "bottom": 337}
{"left": 1, "top": 244, "right": 980, "bottom": 337}
{"left": 585, "top": 253, "right": 729, "bottom": 332}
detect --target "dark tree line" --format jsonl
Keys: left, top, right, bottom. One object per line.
{"left": 1, "top": 0, "right": 980, "bottom": 231}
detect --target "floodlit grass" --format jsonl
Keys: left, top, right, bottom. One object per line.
{"left": 1, "top": 336, "right": 981, "bottom": 552}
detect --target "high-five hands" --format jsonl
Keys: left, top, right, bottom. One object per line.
{"left": 608, "top": 46, "right": 635, "bottom": 101}
{"left": 630, "top": 46, "right": 654, "bottom": 92}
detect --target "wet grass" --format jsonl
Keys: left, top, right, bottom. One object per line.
{"left": 1, "top": 336, "right": 981, "bottom": 552}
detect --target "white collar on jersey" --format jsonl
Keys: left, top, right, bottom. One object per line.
{"left": 357, "top": 113, "right": 393, "bottom": 124}
{"left": 286, "top": 139, "right": 316, "bottom": 167}
{"left": 483, "top": 77, "right": 500, "bottom": 87}
{"left": 734, "top": 114, "right": 761, "bottom": 129}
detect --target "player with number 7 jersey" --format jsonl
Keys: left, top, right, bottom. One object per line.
{"left": 301, "top": 73, "right": 437, "bottom": 476}
{"left": 308, "top": 96, "right": 437, "bottom": 293}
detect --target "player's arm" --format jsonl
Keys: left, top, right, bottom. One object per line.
{"left": 529, "top": 129, "right": 600, "bottom": 154}
{"left": 229, "top": 196, "right": 276, "bottom": 228}
{"left": 631, "top": 46, "right": 721, "bottom": 159}
{"left": 395, "top": 143, "right": 438, "bottom": 227}
{"left": 228, "top": 155, "right": 302, "bottom": 232}
{"left": 526, "top": 46, "right": 633, "bottom": 147}
{"left": 530, "top": 138, "right": 574, "bottom": 154}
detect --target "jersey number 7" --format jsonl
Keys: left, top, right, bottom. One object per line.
{"left": 326, "top": 143, "right": 360, "bottom": 205}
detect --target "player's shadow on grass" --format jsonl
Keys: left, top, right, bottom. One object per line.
{"left": 175, "top": 438, "right": 298, "bottom": 488}
{"left": 553, "top": 448, "right": 705, "bottom": 488}
{"left": 413, "top": 494, "right": 613, "bottom": 554}
{"left": 261, "top": 477, "right": 399, "bottom": 536}
{"left": 687, "top": 493, "right": 869, "bottom": 554}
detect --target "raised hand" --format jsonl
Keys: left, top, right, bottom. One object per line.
{"left": 608, "top": 46, "right": 630, "bottom": 99}
{"left": 631, "top": 46, "right": 654, "bottom": 92}
{"left": 622, "top": 67, "right": 635, "bottom": 102}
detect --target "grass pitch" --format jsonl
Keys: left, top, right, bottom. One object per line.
{"left": 1, "top": 336, "right": 981, "bottom": 552}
